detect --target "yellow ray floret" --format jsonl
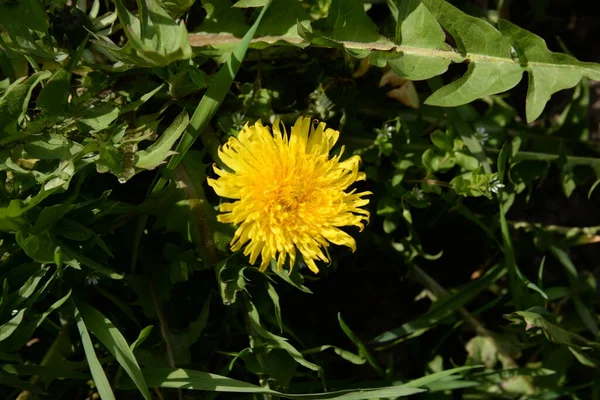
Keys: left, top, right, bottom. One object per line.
{"left": 207, "top": 116, "right": 371, "bottom": 273}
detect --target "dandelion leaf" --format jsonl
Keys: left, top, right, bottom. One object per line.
{"left": 498, "top": 20, "right": 600, "bottom": 122}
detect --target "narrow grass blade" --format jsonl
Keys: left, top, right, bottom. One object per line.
{"left": 373, "top": 264, "right": 506, "bottom": 343}
{"left": 79, "top": 303, "right": 151, "bottom": 400}
{"left": 150, "top": 0, "right": 273, "bottom": 195}
{"left": 73, "top": 302, "right": 116, "bottom": 400}
{"left": 121, "top": 367, "right": 425, "bottom": 398}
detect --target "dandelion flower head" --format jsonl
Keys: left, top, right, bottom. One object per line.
{"left": 207, "top": 116, "right": 371, "bottom": 273}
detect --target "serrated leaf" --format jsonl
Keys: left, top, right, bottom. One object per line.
{"left": 370, "top": 0, "right": 451, "bottom": 80}
{"left": 422, "top": 0, "right": 522, "bottom": 106}
{"left": 498, "top": 19, "right": 600, "bottom": 122}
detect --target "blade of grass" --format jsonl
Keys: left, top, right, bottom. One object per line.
{"left": 79, "top": 303, "right": 151, "bottom": 400}
{"left": 549, "top": 246, "right": 600, "bottom": 336}
{"left": 149, "top": 0, "right": 273, "bottom": 196}
{"left": 72, "top": 302, "right": 115, "bottom": 400}
{"left": 121, "top": 367, "right": 424, "bottom": 398}
{"left": 372, "top": 263, "right": 506, "bottom": 344}
{"left": 131, "top": 0, "right": 273, "bottom": 273}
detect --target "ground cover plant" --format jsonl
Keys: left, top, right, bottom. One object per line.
{"left": 1, "top": 0, "right": 600, "bottom": 398}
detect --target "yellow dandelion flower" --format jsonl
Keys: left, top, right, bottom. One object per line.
{"left": 207, "top": 116, "right": 371, "bottom": 274}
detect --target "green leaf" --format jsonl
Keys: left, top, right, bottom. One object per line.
{"left": 0, "top": 200, "right": 28, "bottom": 232}
{"left": 254, "top": 0, "right": 310, "bottom": 41}
{"left": 325, "top": 0, "right": 380, "bottom": 44}
{"left": 4, "top": 267, "right": 47, "bottom": 312}
{"left": 0, "top": 290, "right": 72, "bottom": 352}
{"left": 0, "top": 71, "right": 50, "bottom": 139}
{"left": 59, "top": 242, "right": 124, "bottom": 279}
{"left": 216, "top": 260, "right": 247, "bottom": 305}
{"left": 135, "top": 110, "right": 189, "bottom": 170}
{"left": 151, "top": 0, "right": 273, "bottom": 194}
{"left": 370, "top": 0, "right": 450, "bottom": 80}
{"left": 125, "top": 367, "right": 424, "bottom": 398}
{"left": 195, "top": 0, "right": 248, "bottom": 37}
{"left": 37, "top": 37, "right": 89, "bottom": 116}
{"left": 0, "top": 309, "right": 25, "bottom": 342}
{"left": 15, "top": 231, "right": 57, "bottom": 263}
{"left": 0, "top": 369, "right": 46, "bottom": 395}
{"left": 76, "top": 104, "right": 120, "bottom": 133}
{"left": 338, "top": 313, "right": 383, "bottom": 375}
{"left": 422, "top": 0, "right": 522, "bottom": 107}
{"left": 498, "top": 19, "right": 600, "bottom": 122}
{"left": 113, "top": 0, "right": 192, "bottom": 67}
{"left": 549, "top": 246, "right": 600, "bottom": 336}
{"left": 233, "top": 0, "right": 269, "bottom": 6}
{"left": 73, "top": 302, "right": 116, "bottom": 400}
{"left": 303, "top": 345, "right": 366, "bottom": 365}
{"left": 401, "top": 365, "right": 482, "bottom": 388}
{"left": 505, "top": 310, "right": 599, "bottom": 360}
{"left": 373, "top": 264, "right": 506, "bottom": 343}
{"left": 245, "top": 296, "right": 319, "bottom": 371}
{"left": 79, "top": 303, "right": 151, "bottom": 400}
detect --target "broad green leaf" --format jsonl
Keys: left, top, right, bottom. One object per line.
{"left": 499, "top": 20, "right": 600, "bottom": 122}
{"left": 422, "top": 0, "right": 522, "bottom": 106}
{"left": 125, "top": 367, "right": 424, "bottom": 398}
{"left": 76, "top": 104, "right": 120, "bottom": 133}
{"left": 15, "top": 231, "right": 57, "bottom": 263}
{"left": 135, "top": 110, "right": 189, "bottom": 170}
{"left": 0, "top": 200, "right": 28, "bottom": 232}
{"left": 5, "top": 267, "right": 47, "bottom": 311}
{"left": 80, "top": 303, "right": 151, "bottom": 400}
{"left": 32, "top": 203, "right": 70, "bottom": 233}
{"left": 0, "top": 309, "right": 25, "bottom": 342}
{"left": 130, "top": 326, "right": 153, "bottom": 351}
{"left": 370, "top": 0, "right": 451, "bottom": 80}
{"left": 113, "top": 0, "right": 192, "bottom": 67}
{"left": 506, "top": 310, "right": 598, "bottom": 350}
{"left": 194, "top": 0, "right": 248, "bottom": 38}
{"left": 73, "top": 303, "right": 116, "bottom": 400}
{"left": 37, "top": 37, "right": 88, "bottom": 116}
{"left": 36, "top": 69, "right": 71, "bottom": 116}
{"left": 325, "top": 0, "right": 380, "bottom": 44}
{"left": 254, "top": 0, "right": 310, "bottom": 42}
{"left": 373, "top": 263, "right": 506, "bottom": 343}
{"left": 0, "top": 290, "right": 71, "bottom": 352}
{"left": 0, "top": 71, "right": 50, "bottom": 139}
{"left": 0, "top": 0, "right": 51, "bottom": 59}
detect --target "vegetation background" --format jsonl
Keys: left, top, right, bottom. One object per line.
{"left": 1, "top": 0, "right": 600, "bottom": 398}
